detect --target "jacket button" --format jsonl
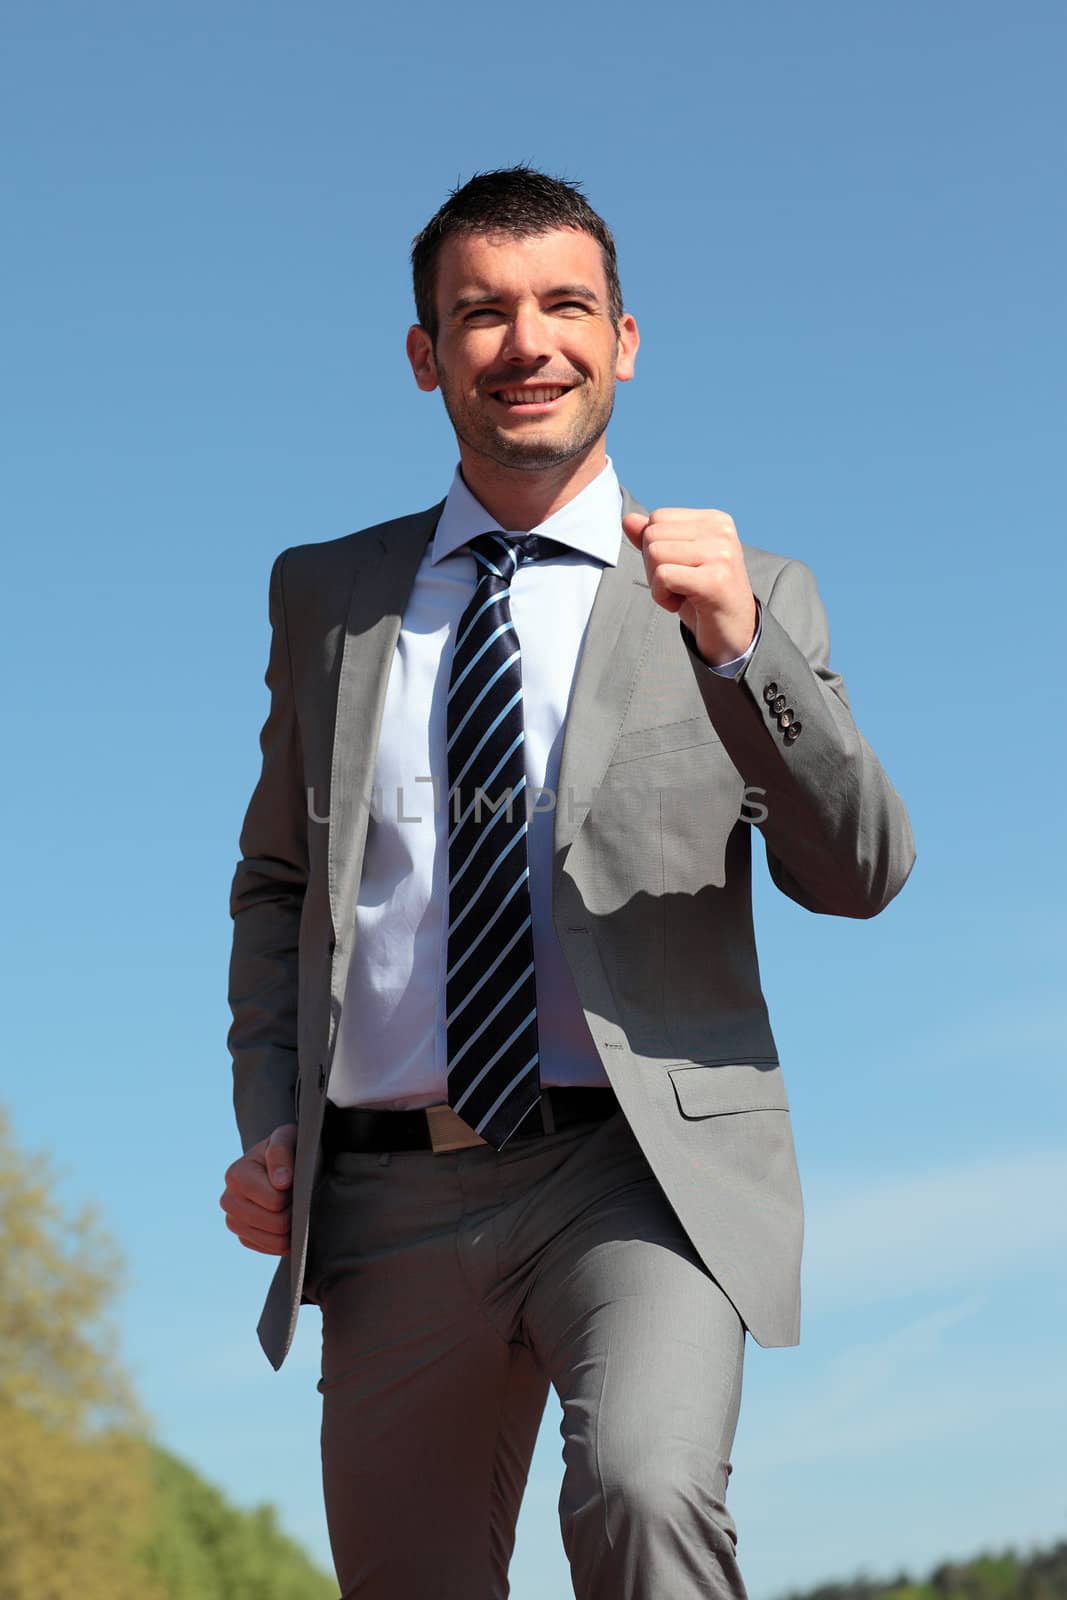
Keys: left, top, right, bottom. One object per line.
{"left": 778, "top": 708, "right": 794, "bottom": 729}
{"left": 762, "top": 682, "right": 779, "bottom": 704}
{"left": 772, "top": 694, "right": 787, "bottom": 714}
{"left": 784, "top": 722, "right": 802, "bottom": 744}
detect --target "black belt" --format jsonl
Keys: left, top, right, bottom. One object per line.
{"left": 323, "top": 1086, "right": 618, "bottom": 1157}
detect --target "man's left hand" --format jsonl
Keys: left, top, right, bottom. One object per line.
{"left": 622, "top": 508, "right": 758, "bottom": 667}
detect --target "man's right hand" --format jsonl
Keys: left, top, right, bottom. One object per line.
{"left": 219, "top": 1123, "right": 298, "bottom": 1255}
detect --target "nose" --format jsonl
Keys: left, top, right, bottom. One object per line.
{"left": 501, "top": 303, "right": 552, "bottom": 365}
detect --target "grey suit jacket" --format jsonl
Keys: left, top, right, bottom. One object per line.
{"left": 228, "top": 489, "right": 915, "bottom": 1370}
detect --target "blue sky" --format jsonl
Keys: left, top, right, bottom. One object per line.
{"left": 3, "top": 2, "right": 1065, "bottom": 1595}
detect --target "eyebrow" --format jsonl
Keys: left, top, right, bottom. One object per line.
{"left": 448, "top": 283, "right": 603, "bottom": 317}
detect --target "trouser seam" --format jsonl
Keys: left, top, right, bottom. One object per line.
{"left": 594, "top": 1337, "right": 614, "bottom": 1554}
{"left": 452, "top": 1165, "right": 517, "bottom": 1353}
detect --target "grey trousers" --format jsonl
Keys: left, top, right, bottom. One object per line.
{"left": 303, "top": 1104, "right": 748, "bottom": 1600}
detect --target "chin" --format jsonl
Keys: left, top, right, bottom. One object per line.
{"left": 493, "top": 440, "right": 585, "bottom": 471}
{"left": 491, "top": 421, "right": 596, "bottom": 465}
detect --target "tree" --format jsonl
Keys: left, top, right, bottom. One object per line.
{"left": 778, "top": 1542, "right": 1067, "bottom": 1600}
{"left": 0, "top": 1107, "right": 337, "bottom": 1598}
{"left": 139, "top": 1447, "right": 336, "bottom": 1600}
{"left": 0, "top": 1106, "right": 164, "bottom": 1600}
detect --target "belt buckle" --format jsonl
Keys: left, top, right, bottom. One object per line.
{"left": 425, "top": 1103, "right": 489, "bottom": 1154}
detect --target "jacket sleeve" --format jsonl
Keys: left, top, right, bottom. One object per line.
{"left": 682, "top": 556, "right": 915, "bottom": 918}
{"left": 227, "top": 551, "right": 308, "bottom": 1150}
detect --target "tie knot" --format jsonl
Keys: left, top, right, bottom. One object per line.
{"left": 468, "top": 531, "right": 565, "bottom": 585}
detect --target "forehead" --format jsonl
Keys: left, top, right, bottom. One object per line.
{"left": 435, "top": 227, "right": 609, "bottom": 310}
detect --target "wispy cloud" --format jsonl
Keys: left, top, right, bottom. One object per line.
{"left": 803, "top": 1148, "right": 1067, "bottom": 1311}
{"left": 738, "top": 1295, "right": 1062, "bottom": 1472}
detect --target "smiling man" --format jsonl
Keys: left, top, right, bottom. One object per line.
{"left": 221, "top": 166, "right": 915, "bottom": 1600}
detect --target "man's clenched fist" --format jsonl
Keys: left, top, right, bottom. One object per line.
{"left": 219, "top": 1123, "right": 297, "bottom": 1256}
{"left": 622, "top": 508, "right": 757, "bottom": 667}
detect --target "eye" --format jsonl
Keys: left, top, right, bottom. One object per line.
{"left": 553, "top": 301, "right": 590, "bottom": 314}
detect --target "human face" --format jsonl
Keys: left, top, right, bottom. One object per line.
{"left": 406, "top": 228, "right": 638, "bottom": 476}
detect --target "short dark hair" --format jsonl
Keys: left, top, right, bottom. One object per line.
{"left": 411, "top": 164, "right": 623, "bottom": 342}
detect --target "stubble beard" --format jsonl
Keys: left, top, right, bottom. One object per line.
{"left": 435, "top": 363, "right": 617, "bottom": 474}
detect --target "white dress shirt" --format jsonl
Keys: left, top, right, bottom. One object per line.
{"left": 328, "top": 461, "right": 758, "bottom": 1110}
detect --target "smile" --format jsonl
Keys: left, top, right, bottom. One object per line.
{"left": 490, "top": 385, "right": 573, "bottom": 407}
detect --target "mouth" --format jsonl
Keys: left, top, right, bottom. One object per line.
{"left": 488, "top": 383, "right": 576, "bottom": 413}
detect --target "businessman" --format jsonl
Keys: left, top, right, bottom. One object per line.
{"left": 221, "top": 165, "right": 915, "bottom": 1600}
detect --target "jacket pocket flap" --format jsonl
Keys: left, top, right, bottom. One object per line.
{"left": 668, "top": 1061, "right": 789, "bottom": 1118}
{"left": 612, "top": 716, "right": 721, "bottom": 763}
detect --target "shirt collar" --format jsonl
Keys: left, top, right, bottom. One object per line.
{"left": 430, "top": 458, "right": 623, "bottom": 567}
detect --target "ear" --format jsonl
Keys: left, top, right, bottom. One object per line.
{"left": 406, "top": 324, "right": 440, "bottom": 392}
{"left": 614, "top": 312, "right": 639, "bottom": 383}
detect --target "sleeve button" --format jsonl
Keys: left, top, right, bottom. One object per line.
{"left": 762, "top": 682, "right": 779, "bottom": 704}
{"left": 784, "top": 722, "right": 802, "bottom": 744}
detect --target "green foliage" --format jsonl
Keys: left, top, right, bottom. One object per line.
{"left": 0, "top": 1106, "right": 335, "bottom": 1598}
{"left": 137, "top": 1445, "right": 336, "bottom": 1600}
{"left": 0, "top": 1107, "right": 141, "bottom": 1434}
{"left": 0, "top": 1108, "right": 165, "bottom": 1599}
{"left": 0, "top": 1407, "right": 165, "bottom": 1600}
{"left": 779, "top": 1542, "right": 1067, "bottom": 1600}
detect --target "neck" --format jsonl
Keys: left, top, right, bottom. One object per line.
{"left": 456, "top": 440, "right": 608, "bottom": 531}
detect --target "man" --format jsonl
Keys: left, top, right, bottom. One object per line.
{"left": 221, "top": 166, "right": 914, "bottom": 1600}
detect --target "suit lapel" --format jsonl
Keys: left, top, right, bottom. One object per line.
{"left": 553, "top": 486, "right": 653, "bottom": 869}
{"left": 327, "top": 504, "right": 442, "bottom": 974}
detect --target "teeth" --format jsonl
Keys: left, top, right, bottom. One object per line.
{"left": 497, "top": 387, "right": 568, "bottom": 405}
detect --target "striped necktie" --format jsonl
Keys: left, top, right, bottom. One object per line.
{"left": 444, "top": 531, "right": 563, "bottom": 1149}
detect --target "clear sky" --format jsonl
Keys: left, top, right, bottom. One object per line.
{"left": 3, "top": 2, "right": 1065, "bottom": 1595}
